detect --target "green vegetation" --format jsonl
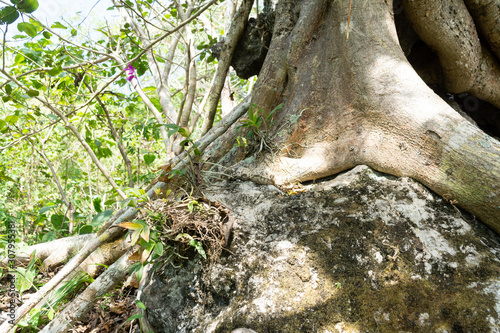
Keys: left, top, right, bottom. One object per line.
{"left": 0, "top": 0, "right": 251, "bottom": 245}
{"left": 0, "top": 0, "right": 255, "bottom": 329}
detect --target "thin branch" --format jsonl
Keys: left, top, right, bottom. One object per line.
{"left": 0, "top": 118, "right": 62, "bottom": 152}
{"left": 25, "top": 134, "right": 75, "bottom": 233}
{"left": 75, "top": 0, "right": 218, "bottom": 114}
{"left": 0, "top": 69, "right": 127, "bottom": 200}
{"left": 2, "top": 25, "right": 7, "bottom": 71}
{"left": 0, "top": 56, "right": 110, "bottom": 91}
{"left": 84, "top": 80, "right": 135, "bottom": 187}
{"left": 200, "top": 0, "right": 254, "bottom": 135}
{"left": 119, "top": 0, "right": 168, "bottom": 32}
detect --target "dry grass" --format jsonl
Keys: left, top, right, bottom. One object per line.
{"left": 136, "top": 196, "right": 232, "bottom": 264}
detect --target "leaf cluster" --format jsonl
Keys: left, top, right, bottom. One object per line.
{"left": 236, "top": 103, "right": 283, "bottom": 150}
{"left": 0, "top": 0, "right": 38, "bottom": 25}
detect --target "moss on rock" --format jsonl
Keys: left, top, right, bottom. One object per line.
{"left": 143, "top": 166, "right": 500, "bottom": 333}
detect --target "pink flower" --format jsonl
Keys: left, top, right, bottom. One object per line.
{"left": 125, "top": 64, "right": 136, "bottom": 82}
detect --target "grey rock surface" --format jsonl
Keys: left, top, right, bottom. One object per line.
{"left": 142, "top": 165, "right": 500, "bottom": 332}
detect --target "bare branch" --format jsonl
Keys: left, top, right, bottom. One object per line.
{"left": 83, "top": 81, "right": 135, "bottom": 187}
{"left": 38, "top": 246, "right": 139, "bottom": 333}
{"left": 200, "top": 0, "right": 255, "bottom": 135}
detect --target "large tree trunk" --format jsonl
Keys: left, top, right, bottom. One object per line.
{"left": 209, "top": 0, "right": 500, "bottom": 233}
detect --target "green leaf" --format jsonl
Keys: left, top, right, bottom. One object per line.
{"left": 0, "top": 120, "right": 7, "bottom": 131}
{"left": 17, "top": 22, "right": 37, "bottom": 37}
{"left": 23, "top": 113, "right": 36, "bottom": 122}
{"left": 134, "top": 61, "right": 148, "bottom": 76}
{"left": 5, "top": 115, "right": 19, "bottom": 124}
{"left": 0, "top": 170, "right": 15, "bottom": 182}
{"left": 30, "top": 18, "right": 43, "bottom": 30}
{"left": 0, "top": 6, "right": 19, "bottom": 25}
{"left": 104, "top": 198, "right": 117, "bottom": 206}
{"left": 141, "top": 225, "right": 150, "bottom": 243}
{"left": 135, "top": 300, "right": 146, "bottom": 310}
{"left": 124, "top": 198, "right": 137, "bottom": 207}
{"left": 79, "top": 225, "right": 93, "bottom": 234}
{"left": 135, "top": 264, "right": 144, "bottom": 281}
{"left": 39, "top": 205, "right": 56, "bottom": 214}
{"left": 118, "top": 221, "right": 144, "bottom": 231}
{"left": 2, "top": 96, "right": 11, "bottom": 102}
{"left": 42, "top": 31, "right": 51, "bottom": 39}
{"left": 153, "top": 242, "right": 163, "bottom": 256}
{"left": 164, "top": 123, "right": 188, "bottom": 138}
{"left": 188, "top": 200, "right": 198, "bottom": 212}
{"left": 14, "top": 53, "right": 24, "bottom": 64}
{"left": 143, "top": 153, "right": 156, "bottom": 165}
{"left": 177, "top": 127, "right": 190, "bottom": 137}
{"left": 50, "top": 214, "right": 64, "bottom": 229}
{"left": 268, "top": 103, "right": 284, "bottom": 119}
{"left": 15, "top": 267, "right": 36, "bottom": 294}
{"left": 17, "top": 0, "right": 38, "bottom": 13}
{"left": 47, "top": 309, "right": 55, "bottom": 320}
{"left": 126, "top": 313, "right": 143, "bottom": 322}
{"left": 248, "top": 107, "right": 255, "bottom": 121}
{"left": 42, "top": 230, "right": 57, "bottom": 242}
{"left": 91, "top": 209, "right": 113, "bottom": 226}
{"left": 31, "top": 79, "right": 43, "bottom": 89}
{"left": 51, "top": 21, "right": 67, "bottom": 29}
{"left": 189, "top": 239, "right": 207, "bottom": 259}
{"left": 26, "top": 89, "right": 39, "bottom": 97}
{"left": 4, "top": 84, "right": 12, "bottom": 95}
{"left": 155, "top": 55, "right": 165, "bottom": 63}
{"left": 47, "top": 67, "right": 62, "bottom": 76}
{"left": 131, "top": 228, "right": 141, "bottom": 245}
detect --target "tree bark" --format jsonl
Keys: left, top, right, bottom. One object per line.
{"left": 38, "top": 246, "right": 138, "bottom": 333}
{"left": 0, "top": 227, "right": 127, "bottom": 332}
{"left": 200, "top": 0, "right": 254, "bottom": 135}
{"left": 1, "top": 234, "right": 94, "bottom": 268}
{"left": 211, "top": 0, "right": 500, "bottom": 233}
{"left": 400, "top": 0, "right": 500, "bottom": 108}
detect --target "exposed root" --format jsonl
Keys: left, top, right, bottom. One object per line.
{"left": 400, "top": 0, "right": 500, "bottom": 108}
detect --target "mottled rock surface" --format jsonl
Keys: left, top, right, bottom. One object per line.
{"left": 142, "top": 165, "right": 500, "bottom": 332}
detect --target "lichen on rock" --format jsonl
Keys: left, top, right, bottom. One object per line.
{"left": 142, "top": 165, "right": 500, "bottom": 332}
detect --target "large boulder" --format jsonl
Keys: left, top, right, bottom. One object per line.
{"left": 142, "top": 165, "right": 500, "bottom": 332}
